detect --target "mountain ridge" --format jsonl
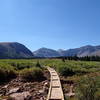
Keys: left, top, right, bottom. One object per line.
{"left": 33, "top": 47, "right": 60, "bottom": 58}
{"left": 33, "top": 45, "right": 100, "bottom": 57}
{"left": 0, "top": 42, "right": 34, "bottom": 58}
{"left": 0, "top": 42, "right": 100, "bottom": 58}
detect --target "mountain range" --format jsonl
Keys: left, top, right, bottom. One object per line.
{"left": 0, "top": 42, "right": 100, "bottom": 58}
{"left": 33, "top": 45, "right": 100, "bottom": 58}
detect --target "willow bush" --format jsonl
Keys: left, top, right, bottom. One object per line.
{"left": 0, "top": 63, "right": 17, "bottom": 83}
{"left": 20, "top": 67, "right": 45, "bottom": 82}
{"left": 76, "top": 76, "right": 100, "bottom": 100}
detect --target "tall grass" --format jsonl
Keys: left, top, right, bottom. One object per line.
{"left": 40, "top": 59, "right": 100, "bottom": 77}
{"left": 20, "top": 67, "right": 45, "bottom": 82}
{"left": 0, "top": 63, "right": 17, "bottom": 83}
{"left": 76, "top": 76, "right": 100, "bottom": 100}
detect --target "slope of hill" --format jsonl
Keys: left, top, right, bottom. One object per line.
{"left": 63, "top": 45, "right": 100, "bottom": 57}
{"left": 0, "top": 42, "right": 34, "bottom": 58}
{"left": 33, "top": 47, "right": 60, "bottom": 58}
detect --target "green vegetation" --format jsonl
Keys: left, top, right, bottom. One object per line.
{"left": 57, "top": 56, "right": 100, "bottom": 61}
{"left": 0, "top": 59, "right": 99, "bottom": 100}
{"left": 40, "top": 59, "right": 100, "bottom": 100}
{"left": 76, "top": 76, "right": 100, "bottom": 100}
{"left": 58, "top": 66, "right": 75, "bottom": 76}
{"left": 0, "top": 59, "right": 36, "bottom": 70}
{"left": 36, "top": 60, "right": 42, "bottom": 68}
{"left": 0, "top": 59, "right": 44, "bottom": 83}
{"left": 0, "top": 63, "right": 16, "bottom": 83}
{"left": 20, "top": 67, "right": 45, "bottom": 82}
{"left": 41, "top": 59, "right": 100, "bottom": 76}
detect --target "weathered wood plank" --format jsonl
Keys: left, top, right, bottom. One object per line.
{"left": 47, "top": 67, "right": 64, "bottom": 100}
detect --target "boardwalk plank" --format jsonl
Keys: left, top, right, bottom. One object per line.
{"left": 47, "top": 67, "right": 64, "bottom": 100}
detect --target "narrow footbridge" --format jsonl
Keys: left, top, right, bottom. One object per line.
{"left": 47, "top": 67, "right": 64, "bottom": 100}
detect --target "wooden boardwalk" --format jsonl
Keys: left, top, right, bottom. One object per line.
{"left": 47, "top": 67, "right": 64, "bottom": 100}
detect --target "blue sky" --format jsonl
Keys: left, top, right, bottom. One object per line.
{"left": 0, "top": 0, "right": 100, "bottom": 51}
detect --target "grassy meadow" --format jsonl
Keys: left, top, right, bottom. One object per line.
{"left": 0, "top": 59, "right": 45, "bottom": 84}
{"left": 42, "top": 59, "right": 100, "bottom": 100}
{"left": 0, "top": 59, "right": 100, "bottom": 100}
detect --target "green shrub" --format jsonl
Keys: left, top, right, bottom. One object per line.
{"left": 7, "top": 70, "right": 17, "bottom": 79}
{"left": 76, "top": 76, "right": 99, "bottom": 100}
{"left": 0, "top": 68, "right": 7, "bottom": 81}
{"left": 10, "top": 62, "right": 34, "bottom": 70}
{"left": 58, "top": 66, "right": 75, "bottom": 76}
{"left": 36, "top": 61, "right": 41, "bottom": 68}
{"left": 0, "top": 63, "right": 17, "bottom": 83}
{"left": 20, "top": 67, "right": 45, "bottom": 82}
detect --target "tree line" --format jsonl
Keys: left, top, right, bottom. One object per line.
{"left": 56, "top": 56, "right": 100, "bottom": 61}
